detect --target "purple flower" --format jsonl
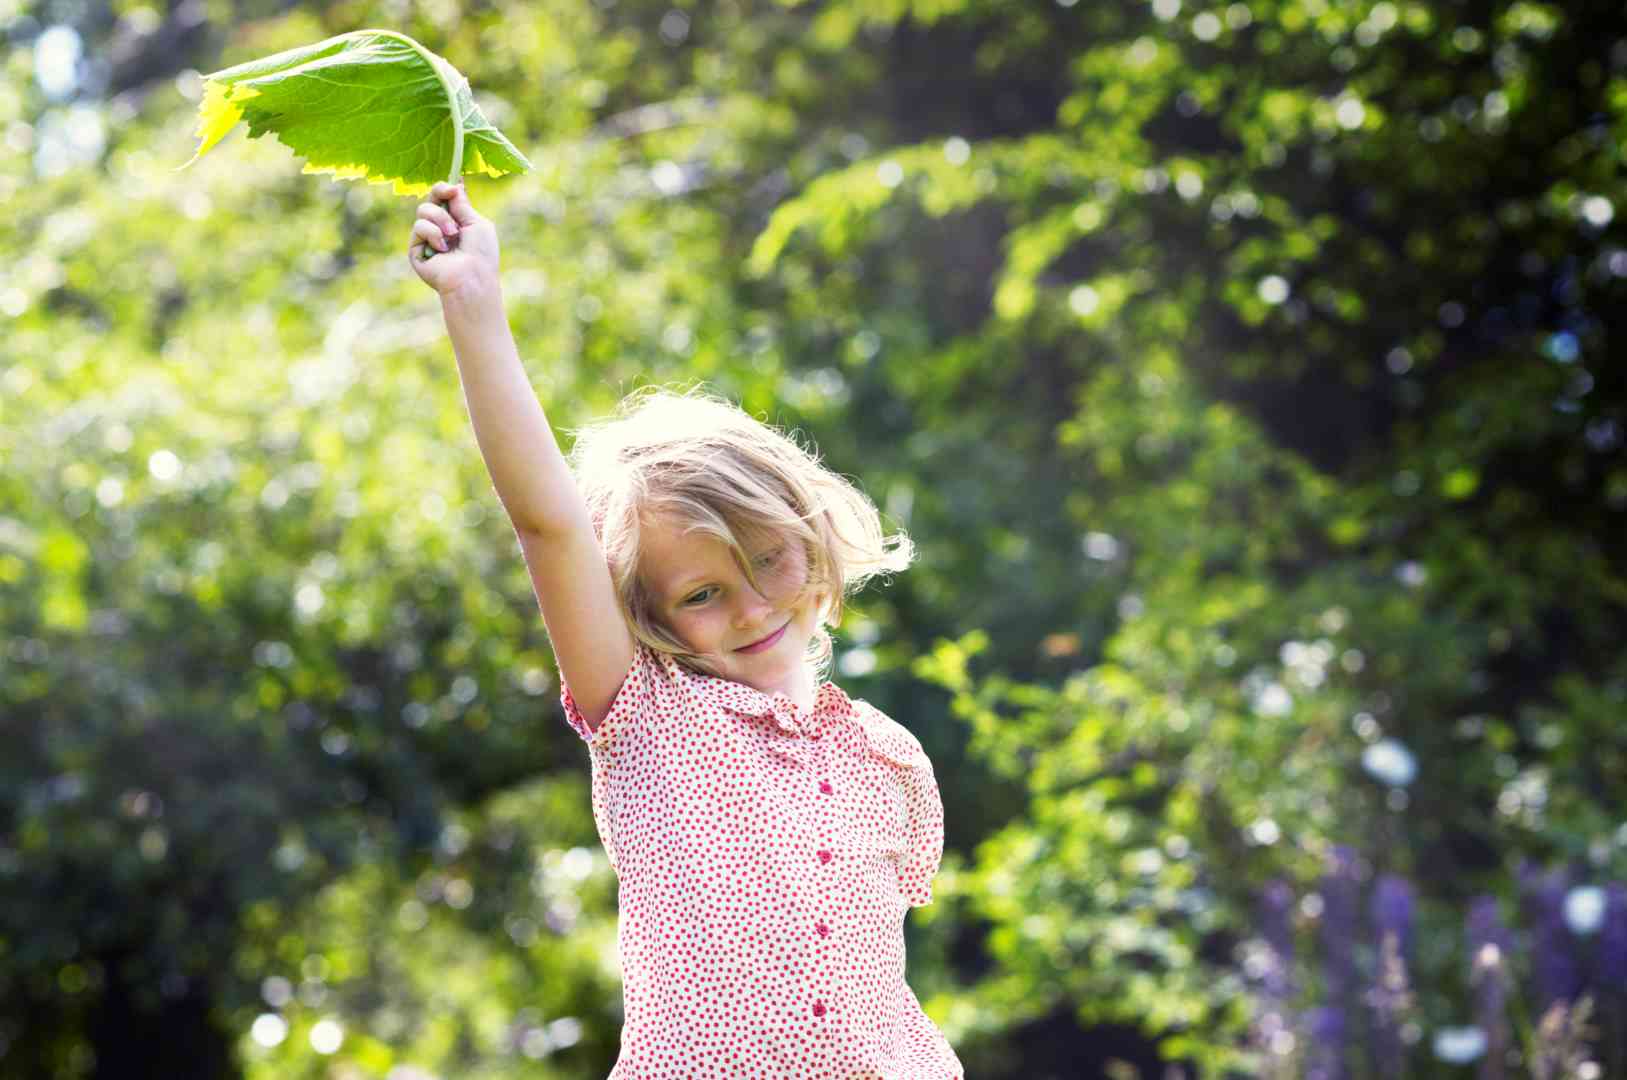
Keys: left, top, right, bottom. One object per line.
{"left": 1259, "top": 880, "right": 1295, "bottom": 1000}
{"left": 1369, "top": 875, "right": 1415, "bottom": 1077}
{"left": 1466, "top": 895, "right": 1510, "bottom": 1080}
{"left": 1304, "top": 1006, "right": 1348, "bottom": 1080}
{"left": 1467, "top": 894, "right": 1513, "bottom": 959}
{"left": 1302, "top": 847, "right": 1361, "bottom": 1080}
{"left": 1518, "top": 863, "right": 1581, "bottom": 1009}
{"left": 1372, "top": 874, "right": 1415, "bottom": 960}
{"left": 1320, "top": 846, "right": 1361, "bottom": 1006}
{"left": 1252, "top": 880, "right": 1298, "bottom": 1071}
{"left": 1599, "top": 882, "right": 1627, "bottom": 993}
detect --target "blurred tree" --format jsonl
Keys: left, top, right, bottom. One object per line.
{"left": 739, "top": 0, "right": 1627, "bottom": 1071}
{"left": 1, "top": 3, "right": 769, "bottom": 1075}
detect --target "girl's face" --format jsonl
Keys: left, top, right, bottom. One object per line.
{"left": 640, "top": 517, "right": 822, "bottom": 698}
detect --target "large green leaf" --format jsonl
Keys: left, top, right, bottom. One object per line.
{"left": 181, "top": 28, "right": 531, "bottom": 195}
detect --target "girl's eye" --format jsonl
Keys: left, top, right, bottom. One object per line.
{"left": 683, "top": 588, "right": 715, "bottom": 607}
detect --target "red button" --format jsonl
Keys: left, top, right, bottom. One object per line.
{"left": 812, "top": 1001, "right": 826, "bottom": 1017}
{"left": 815, "top": 922, "right": 830, "bottom": 937}
{"left": 817, "top": 849, "right": 833, "bottom": 864}
{"left": 818, "top": 780, "right": 833, "bottom": 795}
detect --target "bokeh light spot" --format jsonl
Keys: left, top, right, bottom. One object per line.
{"left": 1258, "top": 275, "right": 1289, "bottom": 304}
{"left": 250, "top": 1013, "right": 288, "bottom": 1048}
{"left": 309, "top": 1018, "right": 343, "bottom": 1054}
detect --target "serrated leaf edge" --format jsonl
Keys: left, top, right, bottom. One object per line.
{"left": 176, "top": 28, "right": 479, "bottom": 188}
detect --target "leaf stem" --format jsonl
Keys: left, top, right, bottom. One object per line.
{"left": 361, "top": 28, "right": 463, "bottom": 260}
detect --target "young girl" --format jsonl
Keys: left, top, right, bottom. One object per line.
{"left": 408, "top": 182, "right": 965, "bottom": 1079}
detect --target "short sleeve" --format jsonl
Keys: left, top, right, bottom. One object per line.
{"left": 855, "top": 702, "right": 946, "bottom": 908}
{"left": 560, "top": 645, "right": 662, "bottom": 750}
{"left": 559, "top": 647, "right": 677, "bottom": 874}
{"left": 894, "top": 750, "right": 946, "bottom": 906}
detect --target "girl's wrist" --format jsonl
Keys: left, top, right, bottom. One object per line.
{"left": 439, "top": 271, "right": 504, "bottom": 321}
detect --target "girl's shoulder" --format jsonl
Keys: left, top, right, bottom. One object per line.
{"left": 846, "top": 695, "right": 933, "bottom": 771}
{"left": 562, "top": 644, "right": 701, "bottom": 746}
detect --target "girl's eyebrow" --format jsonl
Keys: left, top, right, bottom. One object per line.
{"left": 660, "top": 577, "right": 699, "bottom": 603}
{"left": 655, "top": 538, "right": 774, "bottom": 602}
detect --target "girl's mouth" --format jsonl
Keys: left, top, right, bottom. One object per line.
{"left": 735, "top": 621, "right": 789, "bottom": 654}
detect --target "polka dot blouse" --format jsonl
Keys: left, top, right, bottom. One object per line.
{"left": 561, "top": 646, "right": 965, "bottom": 1078}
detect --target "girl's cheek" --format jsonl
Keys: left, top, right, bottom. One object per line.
{"left": 662, "top": 611, "right": 693, "bottom": 648}
{"left": 679, "top": 610, "right": 714, "bottom": 648}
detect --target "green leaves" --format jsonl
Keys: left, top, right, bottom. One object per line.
{"left": 181, "top": 29, "right": 531, "bottom": 195}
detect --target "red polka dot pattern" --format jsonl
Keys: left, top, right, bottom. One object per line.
{"left": 561, "top": 647, "right": 965, "bottom": 1078}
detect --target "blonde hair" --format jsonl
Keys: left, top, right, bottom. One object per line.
{"left": 568, "top": 386, "right": 913, "bottom": 678}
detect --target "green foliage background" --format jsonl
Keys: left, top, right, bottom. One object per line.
{"left": 3, "top": 0, "right": 1625, "bottom": 1076}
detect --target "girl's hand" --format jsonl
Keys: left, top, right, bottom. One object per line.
{"left": 407, "top": 182, "right": 500, "bottom": 296}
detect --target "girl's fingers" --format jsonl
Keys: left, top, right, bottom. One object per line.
{"left": 432, "top": 181, "right": 477, "bottom": 228}
{"left": 417, "top": 201, "right": 459, "bottom": 239}
{"left": 411, "top": 219, "right": 450, "bottom": 252}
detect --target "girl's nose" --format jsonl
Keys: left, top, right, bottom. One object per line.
{"left": 732, "top": 591, "right": 772, "bottom": 629}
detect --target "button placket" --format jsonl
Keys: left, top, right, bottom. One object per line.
{"left": 810, "top": 725, "right": 838, "bottom": 1028}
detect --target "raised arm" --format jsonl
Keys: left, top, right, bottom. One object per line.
{"left": 409, "top": 183, "right": 633, "bottom": 730}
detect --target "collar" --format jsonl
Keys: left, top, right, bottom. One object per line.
{"left": 685, "top": 668, "right": 930, "bottom": 771}
{"left": 695, "top": 674, "right": 856, "bottom": 738}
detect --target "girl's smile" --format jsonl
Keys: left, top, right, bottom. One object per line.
{"left": 734, "top": 620, "right": 789, "bottom": 654}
